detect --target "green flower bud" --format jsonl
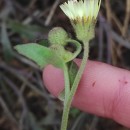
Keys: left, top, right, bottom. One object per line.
{"left": 48, "top": 27, "right": 68, "bottom": 46}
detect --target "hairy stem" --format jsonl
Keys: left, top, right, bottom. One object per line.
{"left": 61, "top": 42, "right": 89, "bottom": 130}
{"left": 63, "top": 64, "right": 70, "bottom": 104}
{"left": 66, "top": 39, "right": 82, "bottom": 60}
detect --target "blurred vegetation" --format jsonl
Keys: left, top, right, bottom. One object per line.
{"left": 0, "top": 0, "right": 130, "bottom": 130}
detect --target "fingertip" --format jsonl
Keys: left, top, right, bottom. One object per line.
{"left": 43, "top": 65, "right": 64, "bottom": 97}
{"left": 43, "top": 61, "right": 130, "bottom": 128}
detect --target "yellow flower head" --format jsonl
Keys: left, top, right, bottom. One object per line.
{"left": 60, "top": 0, "right": 101, "bottom": 22}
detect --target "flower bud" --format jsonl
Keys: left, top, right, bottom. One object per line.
{"left": 48, "top": 27, "right": 68, "bottom": 46}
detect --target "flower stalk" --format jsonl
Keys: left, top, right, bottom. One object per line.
{"left": 60, "top": 0, "right": 101, "bottom": 130}
{"left": 61, "top": 42, "right": 89, "bottom": 130}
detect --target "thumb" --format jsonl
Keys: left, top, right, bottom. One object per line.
{"left": 43, "top": 60, "right": 130, "bottom": 128}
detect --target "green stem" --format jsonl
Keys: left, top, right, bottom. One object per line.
{"left": 63, "top": 63, "right": 70, "bottom": 104}
{"left": 58, "top": 39, "right": 81, "bottom": 102}
{"left": 61, "top": 42, "right": 89, "bottom": 130}
{"left": 66, "top": 39, "right": 82, "bottom": 61}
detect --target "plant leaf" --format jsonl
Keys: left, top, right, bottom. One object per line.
{"left": 8, "top": 21, "right": 47, "bottom": 40}
{"left": 68, "top": 61, "right": 79, "bottom": 86}
{"left": 14, "top": 43, "right": 64, "bottom": 69}
{"left": 1, "top": 22, "right": 13, "bottom": 61}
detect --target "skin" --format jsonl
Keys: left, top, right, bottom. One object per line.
{"left": 43, "top": 59, "right": 130, "bottom": 128}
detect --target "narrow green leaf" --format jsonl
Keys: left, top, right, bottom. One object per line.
{"left": 8, "top": 21, "right": 47, "bottom": 39}
{"left": 68, "top": 61, "right": 78, "bottom": 86}
{"left": 1, "top": 22, "right": 13, "bottom": 61}
{"left": 14, "top": 43, "right": 64, "bottom": 69}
